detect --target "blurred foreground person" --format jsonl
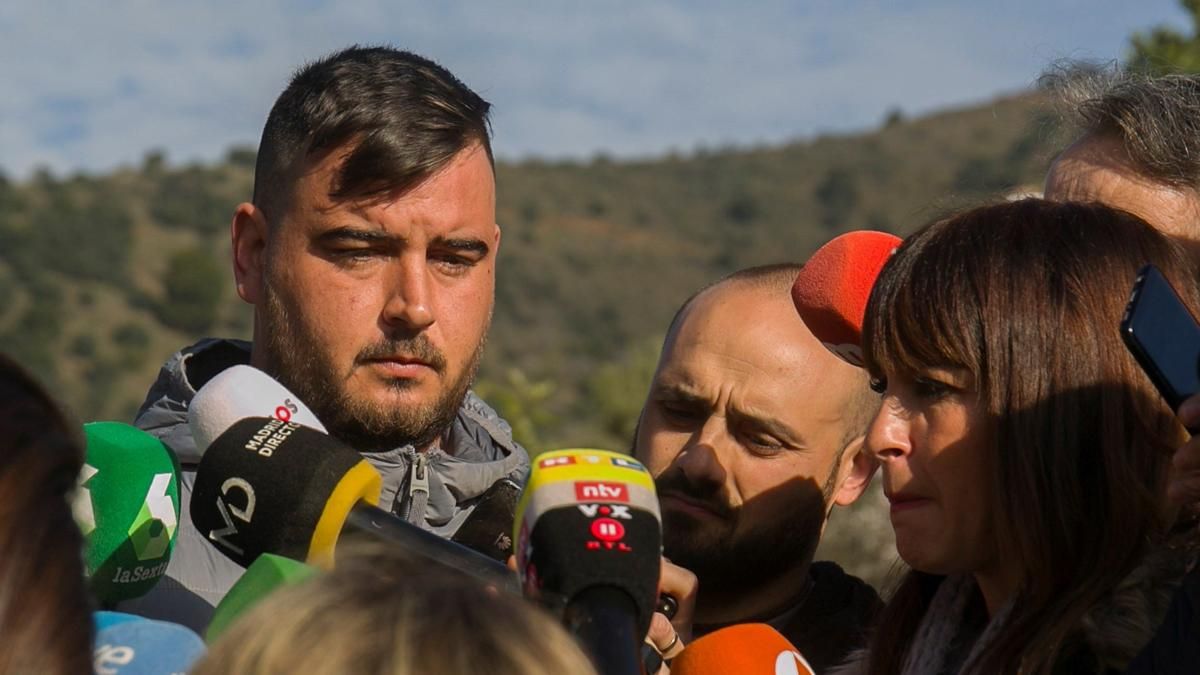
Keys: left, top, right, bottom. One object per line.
{"left": 0, "top": 354, "right": 92, "bottom": 673}
{"left": 193, "top": 541, "right": 595, "bottom": 675}
{"left": 633, "top": 264, "right": 882, "bottom": 671}
{"left": 845, "top": 200, "right": 1197, "bottom": 674}
{"left": 1043, "top": 63, "right": 1200, "bottom": 262}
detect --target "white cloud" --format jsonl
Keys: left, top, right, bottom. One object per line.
{"left": 0, "top": 0, "right": 1188, "bottom": 177}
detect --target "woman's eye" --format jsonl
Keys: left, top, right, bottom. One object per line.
{"left": 914, "top": 377, "right": 951, "bottom": 400}
{"left": 869, "top": 377, "right": 887, "bottom": 394}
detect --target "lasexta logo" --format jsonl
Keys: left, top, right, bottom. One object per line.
{"left": 72, "top": 463, "right": 99, "bottom": 535}
{"left": 128, "top": 472, "right": 178, "bottom": 561}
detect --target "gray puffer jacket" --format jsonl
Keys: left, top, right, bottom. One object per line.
{"left": 117, "top": 338, "right": 529, "bottom": 632}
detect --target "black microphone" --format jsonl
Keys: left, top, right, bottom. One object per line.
{"left": 513, "top": 449, "right": 663, "bottom": 675}
{"left": 451, "top": 477, "right": 522, "bottom": 562}
{"left": 190, "top": 417, "right": 517, "bottom": 592}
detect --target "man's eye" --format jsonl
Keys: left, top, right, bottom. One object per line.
{"left": 659, "top": 402, "right": 701, "bottom": 423}
{"left": 437, "top": 255, "right": 472, "bottom": 267}
{"left": 744, "top": 434, "right": 784, "bottom": 455}
{"left": 330, "top": 248, "right": 378, "bottom": 263}
{"left": 432, "top": 253, "right": 477, "bottom": 274}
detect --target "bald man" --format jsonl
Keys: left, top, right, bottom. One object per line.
{"left": 633, "top": 263, "right": 881, "bottom": 672}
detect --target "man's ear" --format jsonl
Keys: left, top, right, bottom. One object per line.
{"left": 231, "top": 202, "right": 269, "bottom": 305}
{"left": 831, "top": 436, "right": 878, "bottom": 507}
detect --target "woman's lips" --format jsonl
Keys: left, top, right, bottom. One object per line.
{"left": 886, "top": 492, "right": 932, "bottom": 514}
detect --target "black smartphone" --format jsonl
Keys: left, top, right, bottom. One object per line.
{"left": 1120, "top": 263, "right": 1200, "bottom": 412}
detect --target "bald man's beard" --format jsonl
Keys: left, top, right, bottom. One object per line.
{"left": 654, "top": 466, "right": 837, "bottom": 600}
{"left": 258, "top": 283, "right": 485, "bottom": 453}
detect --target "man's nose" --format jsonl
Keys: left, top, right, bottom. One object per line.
{"left": 675, "top": 417, "right": 730, "bottom": 488}
{"left": 382, "top": 254, "right": 435, "bottom": 331}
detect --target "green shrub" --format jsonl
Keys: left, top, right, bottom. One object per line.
{"left": 156, "top": 247, "right": 226, "bottom": 333}
{"left": 113, "top": 321, "right": 152, "bottom": 368}
{"left": 69, "top": 333, "right": 97, "bottom": 358}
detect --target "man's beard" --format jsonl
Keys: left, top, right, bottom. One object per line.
{"left": 258, "top": 284, "right": 485, "bottom": 452}
{"left": 653, "top": 465, "right": 834, "bottom": 598}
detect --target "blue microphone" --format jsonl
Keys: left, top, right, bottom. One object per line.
{"left": 92, "top": 612, "right": 205, "bottom": 675}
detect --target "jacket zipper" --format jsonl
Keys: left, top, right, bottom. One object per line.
{"left": 401, "top": 452, "right": 431, "bottom": 526}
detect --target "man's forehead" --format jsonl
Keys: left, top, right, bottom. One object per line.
{"left": 1046, "top": 135, "right": 1200, "bottom": 241}
{"left": 658, "top": 289, "right": 852, "bottom": 407}
{"left": 1046, "top": 136, "right": 1152, "bottom": 196}
{"left": 283, "top": 145, "right": 496, "bottom": 232}
{"left": 669, "top": 285, "right": 817, "bottom": 361}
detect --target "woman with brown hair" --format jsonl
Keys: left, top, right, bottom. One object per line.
{"left": 852, "top": 199, "right": 1197, "bottom": 674}
{"left": 0, "top": 354, "right": 93, "bottom": 673}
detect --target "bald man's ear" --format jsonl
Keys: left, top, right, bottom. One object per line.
{"left": 831, "top": 436, "right": 877, "bottom": 507}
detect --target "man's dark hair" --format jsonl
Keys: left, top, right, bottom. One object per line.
{"left": 253, "top": 45, "right": 493, "bottom": 219}
{"left": 1041, "top": 60, "right": 1200, "bottom": 189}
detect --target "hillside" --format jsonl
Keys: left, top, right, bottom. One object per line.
{"left": 0, "top": 90, "right": 1073, "bottom": 586}
{"left": 0, "top": 91, "right": 1067, "bottom": 448}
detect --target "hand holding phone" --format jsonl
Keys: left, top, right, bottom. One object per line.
{"left": 1170, "top": 400, "right": 1200, "bottom": 510}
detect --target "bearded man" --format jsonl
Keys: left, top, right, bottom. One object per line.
{"left": 634, "top": 264, "right": 882, "bottom": 672}
{"left": 122, "top": 46, "right": 526, "bottom": 630}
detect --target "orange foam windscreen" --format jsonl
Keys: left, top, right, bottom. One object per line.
{"left": 670, "top": 623, "right": 814, "bottom": 675}
{"left": 791, "top": 230, "right": 901, "bottom": 366}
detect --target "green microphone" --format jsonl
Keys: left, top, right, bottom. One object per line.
{"left": 205, "top": 553, "right": 318, "bottom": 642}
{"left": 74, "top": 422, "right": 182, "bottom": 606}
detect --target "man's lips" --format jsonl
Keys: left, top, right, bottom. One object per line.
{"left": 363, "top": 356, "right": 437, "bottom": 375}
{"left": 660, "top": 492, "right": 727, "bottom": 520}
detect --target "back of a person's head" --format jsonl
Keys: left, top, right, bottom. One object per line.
{"left": 193, "top": 540, "right": 597, "bottom": 675}
{"left": 862, "top": 198, "right": 1198, "bottom": 674}
{"left": 0, "top": 354, "right": 92, "bottom": 673}
{"left": 1042, "top": 61, "right": 1200, "bottom": 190}
{"left": 253, "top": 44, "right": 493, "bottom": 221}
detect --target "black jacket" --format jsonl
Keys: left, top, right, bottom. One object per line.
{"left": 1125, "top": 562, "right": 1200, "bottom": 674}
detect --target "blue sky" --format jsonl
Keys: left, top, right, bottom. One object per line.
{"left": 0, "top": 1, "right": 1189, "bottom": 177}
